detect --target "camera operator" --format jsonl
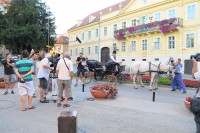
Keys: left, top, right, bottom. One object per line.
{"left": 192, "top": 57, "right": 200, "bottom": 133}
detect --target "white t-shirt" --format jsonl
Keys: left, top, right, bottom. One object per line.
{"left": 37, "top": 58, "right": 50, "bottom": 80}
{"left": 56, "top": 58, "right": 73, "bottom": 80}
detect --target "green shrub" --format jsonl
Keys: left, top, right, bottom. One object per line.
{"left": 158, "top": 77, "right": 171, "bottom": 85}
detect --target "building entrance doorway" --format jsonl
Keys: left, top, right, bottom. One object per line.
{"left": 101, "top": 47, "right": 110, "bottom": 66}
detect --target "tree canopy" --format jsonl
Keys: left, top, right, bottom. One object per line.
{"left": 0, "top": 0, "right": 56, "bottom": 54}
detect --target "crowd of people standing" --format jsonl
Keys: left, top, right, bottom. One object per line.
{"left": 1, "top": 49, "right": 193, "bottom": 111}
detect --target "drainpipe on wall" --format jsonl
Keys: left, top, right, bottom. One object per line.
{"left": 98, "top": 20, "right": 100, "bottom": 62}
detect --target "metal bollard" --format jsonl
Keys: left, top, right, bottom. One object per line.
{"left": 58, "top": 111, "right": 77, "bottom": 133}
{"left": 152, "top": 92, "right": 155, "bottom": 102}
{"left": 82, "top": 84, "right": 84, "bottom": 92}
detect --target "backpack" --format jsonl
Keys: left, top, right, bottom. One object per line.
{"left": 190, "top": 97, "right": 200, "bottom": 114}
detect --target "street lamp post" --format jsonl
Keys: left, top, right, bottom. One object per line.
{"left": 48, "top": 15, "right": 50, "bottom": 52}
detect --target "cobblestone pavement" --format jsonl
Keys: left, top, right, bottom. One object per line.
{"left": 0, "top": 77, "right": 196, "bottom": 133}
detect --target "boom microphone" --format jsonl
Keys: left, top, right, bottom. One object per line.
{"left": 76, "top": 37, "right": 82, "bottom": 43}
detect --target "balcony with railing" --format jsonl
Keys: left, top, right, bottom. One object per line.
{"left": 114, "top": 17, "right": 183, "bottom": 40}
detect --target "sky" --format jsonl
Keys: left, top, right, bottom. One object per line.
{"left": 41, "top": 0, "right": 125, "bottom": 35}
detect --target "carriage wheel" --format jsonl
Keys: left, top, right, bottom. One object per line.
{"left": 93, "top": 71, "right": 103, "bottom": 81}
{"left": 107, "top": 75, "right": 117, "bottom": 85}
{"left": 80, "top": 72, "right": 94, "bottom": 84}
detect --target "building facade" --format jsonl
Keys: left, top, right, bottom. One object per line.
{"left": 52, "top": 36, "right": 69, "bottom": 55}
{"left": 68, "top": 0, "right": 200, "bottom": 67}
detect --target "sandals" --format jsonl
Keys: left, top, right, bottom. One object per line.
{"left": 21, "top": 106, "right": 35, "bottom": 111}
{"left": 40, "top": 100, "right": 49, "bottom": 103}
{"left": 57, "top": 103, "right": 61, "bottom": 107}
{"left": 22, "top": 108, "right": 27, "bottom": 111}
{"left": 68, "top": 97, "right": 73, "bottom": 101}
{"left": 63, "top": 104, "right": 70, "bottom": 108}
{"left": 28, "top": 106, "right": 35, "bottom": 110}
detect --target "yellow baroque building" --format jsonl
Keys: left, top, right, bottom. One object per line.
{"left": 68, "top": 0, "right": 200, "bottom": 67}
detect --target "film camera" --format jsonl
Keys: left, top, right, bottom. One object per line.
{"left": 49, "top": 55, "right": 60, "bottom": 78}
{"left": 190, "top": 53, "right": 200, "bottom": 61}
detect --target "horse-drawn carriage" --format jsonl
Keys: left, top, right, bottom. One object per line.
{"left": 80, "top": 59, "right": 125, "bottom": 84}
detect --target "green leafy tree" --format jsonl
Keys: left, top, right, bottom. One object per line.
{"left": 0, "top": 0, "right": 56, "bottom": 54}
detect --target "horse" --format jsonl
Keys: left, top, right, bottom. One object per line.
{"left": 130, "top": 57, "right": 174, "bottom": 91}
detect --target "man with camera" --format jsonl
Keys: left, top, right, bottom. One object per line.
{"left": 171, "top": 58, "right": 187, "bottom": 94}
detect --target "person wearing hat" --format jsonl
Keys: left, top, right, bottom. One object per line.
{"left": 74, "top": 52, "right": 86, "bottom": 87}
{"left": 110, "top": 51, "right": 122, "bottom": 64}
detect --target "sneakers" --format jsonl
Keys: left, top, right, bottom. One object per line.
{"left": 40, "top": 100, "right": 49, "bottom": 103}
{"left": 4, "top": 91, "right": 8, "bottom": 95}
{"left": 74, "top": 84, "right": 78, "bottom": 87}
{"left": 33, "top": 94, "right": 37, "bottom": 98}
{"left": 4, "top": 91, "right": 15, "bottom": 95}
{"left": 170, "top": 89, "right": 176, "bottom": 91}
{"left": 182, "top": 91, "right": 187, "bottom": 94}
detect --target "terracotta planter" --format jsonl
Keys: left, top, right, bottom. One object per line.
{"left": 0, "top": 82, "right": 5, "bottom": 89}
{"left": 184, "top": 96, "right": 191, "bottom": 110}
{"left": 90, "top": 89, "right": 110, "bottom": 99}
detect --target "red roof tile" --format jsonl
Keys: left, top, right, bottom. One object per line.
{"left": 55, "top": 36, "right": 69, "bottom": 44}
{"left": 68, "top": 0, "right": 131, "bottom": 31}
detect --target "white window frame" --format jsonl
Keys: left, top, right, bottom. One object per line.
{"left": 88, "top": 47, "right": 91, "bottom": 55}
{"left": 131, "top": 41, "right": 136, "bottom": 52}
{"left": 113, "top": 24, "right": 118, "bottom": 32}
{"left": 186, "top": 33, "right": 195, "bottom": 48}
{"left": 141, "top": 16, "right": 148, "bottom": 24}
{"left": 154, "top": 12, "right": 161, "bottom": 21}
{"left": 186, "top": 3, "right": 197, "bottom": 20}
{"left": 95, "top": 29, "right": 99, "bottom": 38}
{"left": 113, "top": 42, "right": 117, "bottom": 51}
{"left": 82, "top": 32, "right": 84, "bottom": 40}
{"left": 168, "top": 8, "right": 176, "bottom": 19}
{"left": 58, "top": 45, "right": 61, "bottom": 53}
{"left": 88, "top": 31, "right": 91, "bottom": 40}
{"left": 122, "top": 21, "right": 126, "bottom": 29}
{"left": 81, "top": 48, "right": 84, "bottom": 54}
{"left": 131, "top": 19, "right": 137, "bottom": 27}
{"left": 168, "top": 36, "right": 176, "bottom": 49}
{"left": 142, "top": 39, "right": 148, "bottom": 51}
{"left": 121, "top": 42, "right": 126, "bottom": 52}
{"left": 104, "top": 26, "right": 108, "bottom": 36}
{"left": 154, "top": 38, "right": 160, "bottom": 50}
{"left": 95, "top": 46, "right": 99, "bottom": 55}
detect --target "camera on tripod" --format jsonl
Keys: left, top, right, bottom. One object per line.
{"left": 190, "top": 53, "right": 200, "bottom": 61}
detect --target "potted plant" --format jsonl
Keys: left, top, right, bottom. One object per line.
{"left": 90, "top": 83, "right": 118, "bottom": 99}
{"left": 184, "top": 96, "right": 191, "bottom": 110}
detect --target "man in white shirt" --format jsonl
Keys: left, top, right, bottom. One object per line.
{"left": 56, "top": 52, "right": 73, "bottom": 108}
{"left": 110, "top": 51, "right": 122, "bottom": 64}
{"left": 37, "top": 53, "right": 53, "bottom": 103}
